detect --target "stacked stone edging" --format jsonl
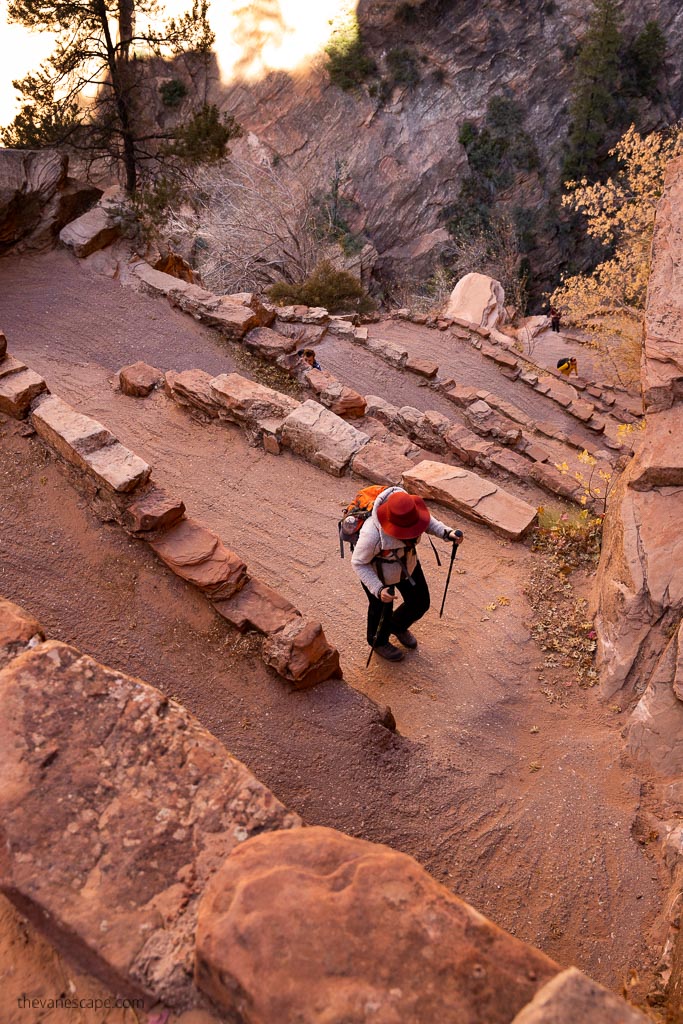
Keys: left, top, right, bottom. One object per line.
{"left": 0, "top": 339, "right": 340, "bottom": 689}
{"left": 0, "top": 596, "right": 652, "bottom": 1023}
{"left": 164, "top": 366, "right": 539, "bottom": 541}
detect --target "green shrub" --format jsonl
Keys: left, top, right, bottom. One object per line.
{"left": 623, "top": 20, "right": 666, "bottom": 99}
{"left": 395, "top": 2, "right": 419, "bottom": 23}
{"left": 159, "top": 79, "right": 188, "bottom": 108}
{"left": 169, "top": 104, "right": 242, "bottom": 164}
{"left": 267, "top": 261, "right": 376, "bottom": 314}
{"left": 386, "top": 47, "right": 420, "bottom": 88}
{"left": 325, "top": 17, "right": 377, "bottom": 91}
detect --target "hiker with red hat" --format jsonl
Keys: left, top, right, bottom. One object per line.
{"left": 351, "top": 486, "right": 462, "bottom": 662}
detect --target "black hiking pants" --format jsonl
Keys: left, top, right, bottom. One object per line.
{"left": 362, "top": 561, "right": 430, "bottom": 646}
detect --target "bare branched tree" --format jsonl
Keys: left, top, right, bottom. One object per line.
{"left": 166, "top": 159, "right": 322, "bottom": 294}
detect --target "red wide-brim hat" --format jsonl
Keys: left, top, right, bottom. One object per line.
{"left": 377, "top": 491, "right": 431, "bottom": 539}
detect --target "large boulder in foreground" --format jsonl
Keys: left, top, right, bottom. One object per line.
{"left": 0, "top": 639, "right": 301, "bottom": 1009}
{"left": 443, "top": 272, "right": 506, "bottom": 329}
{"left": 195, "top": 826, "right": 559, "bottom": 1023}
{"left": 402, "top": 460, "right": 537, "bottom": 540}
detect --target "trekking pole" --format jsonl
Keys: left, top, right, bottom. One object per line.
{"left": 439, "top": 531, "right": 463, "bottom": 619}
{"left": 366, "top": 586, "right": 395, "bottom": 668}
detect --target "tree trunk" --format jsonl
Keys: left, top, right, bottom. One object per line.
{"left": 96, "top": 0, "right": 137, "bottom": 193}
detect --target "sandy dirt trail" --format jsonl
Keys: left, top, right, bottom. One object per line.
{"left": 0, "top": 250, "right": 666, "bottom": 1002}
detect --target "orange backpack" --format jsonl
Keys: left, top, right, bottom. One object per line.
{"left": 338, "top": 485, "right": 387, "bottom": 558}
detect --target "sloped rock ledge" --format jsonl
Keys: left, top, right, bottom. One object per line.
{"left": 0, "top": 597, "right": 652, "bottom": 1022}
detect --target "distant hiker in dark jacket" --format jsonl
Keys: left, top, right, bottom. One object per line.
{"left": 557, "top": 356, "right": 578, "bottom": 377}
{"left": 549, "top": 305, "right": 561, "bottom": 333}
{"left": 351, "top": 486, "right": 461, "bottom": 662}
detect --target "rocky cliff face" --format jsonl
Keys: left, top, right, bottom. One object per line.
{"left": 594, "top": 158, "right": 683, "bottom": 1010}
{"left": 205, "top": 0, "right": 683, "bottom": 285}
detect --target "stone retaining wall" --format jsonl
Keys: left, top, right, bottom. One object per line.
{"left": 0, "top": 596, "right": 651, "bottom": 1023}
{"left": 164, "top": 366, "right": 539, "bottom": 542}
{"left": 0, "top": 339, "right": 340, "bottom": 689}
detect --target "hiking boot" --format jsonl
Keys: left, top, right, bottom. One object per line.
{"left": 392, "top": 629, "right": 418, "bottom": 649}
{"left": 373, "top": 642, "right": 404, "bottom": 662}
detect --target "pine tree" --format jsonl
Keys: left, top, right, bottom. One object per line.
{"left": 2, "top": 1, "right": 240, "bottom": 194}
{"left": 563, "top": 0, "right": 624, "bottom": 183}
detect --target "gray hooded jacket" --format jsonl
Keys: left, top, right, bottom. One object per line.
{"left": 351, "top": 486, "right": 451, "bottom": 597}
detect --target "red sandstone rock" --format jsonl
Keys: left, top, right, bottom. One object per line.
{"left": 629, "top": 406, "right": 683, "bottom": 490}
{"left": 529, "top": 463, "right": 582, "bottom": 503}
{"left": 244, "top": 327, "right": 298, "bottom": 359}
{"left": 0, "top": 367, "right": 47, "bottom": 418}
{"left": 195, "top": 827, "right": 559, "bottom": 1023}
{"left": 281, "top": 400, "right": 370, "bottom": 476}
{"left": 150, "top": 519, "right": 247, "bottom": 600}
{"left": 0, "top": 640, "right": 301, "bottom": 1009}
{"left": 210, "top": 373, "right": 300, "bottom": 430}
{"left": 261, "top": 617, "right": 340, "bottom": 687}
{"left": 445, "top": 385, "right": 480, "bottom": 407}
{"left": 405, "top": 356, "right": 439, "bottom": 378}
{"left": 510, "top": 967, "right": 650, "bottom": 1024}
{"left": 0, "top": 354, "right": 27, "bottom": 378}
{"left": 0, "top": 331, "right": 6, "bottom": 359}
{"left": 443, "top": 424, "right": 495, "bottom": 465}
{"left": 213, "top": 578, "right": 301, "bottom": 634}
{"left": 59, "top": 205, "right": 119, "bottom": 257}
{"left": 123, "top": 488, "right": 186, "bottom": 533}
{"left": 168, "top": 369, "right": 221, "bottom": 418}
{"left": 403, "top": 460, "right": 537, "bottom": 540}
{"left": 319, "top": 381, "right": 366, "bottom": 419}
{"left": 490, "top": 449, "right": 531, "bottom": 480}
{"left": 351, "top": 439, "right": 415, "bottom": 485}
{"left": 119, "top": 361, "right": 163, "bottom": 397}
{"left": 0, "top": 598, "right": 44, "bottom": 668}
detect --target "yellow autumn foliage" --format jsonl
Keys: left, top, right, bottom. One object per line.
{"left": 551, "top": 125, "right": 683, "bottom": 372}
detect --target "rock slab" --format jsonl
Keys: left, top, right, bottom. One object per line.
{"left": 444, "top": 272, "right": 505, "bottom": 328}
{"left": 261, "top": 618, "right": 341, "bottom": 688}
{"left": 0, "top": 598, "right": 44, "bottom": 669}
{"left": 195, "top": 826, "right": 559, "bottom": 1023}
{"left": 281, "top": 400, "right": 370, "bottom": 476}
{"left": 119, "top": 362, "right": 163, "bottom": 398}
{"left": 59, "top": 204, "right": 119, "bottom": 257}
{"left": 510, "top": 966, "right": 650, "bottom": 1023}
{"left": 150, "top": 519, "right": 247, "bottom": 600}
{"left": 0, "top": 640, "right": 301, "bottom": 1009}
{"left": 31, "top": 394, "right": 150, "bottom": 493}
{"left": 402, "top": 461, "right": 537, "bottom": 540}
{"left": 0, "top": 367, "right": 47, "bottom": 418}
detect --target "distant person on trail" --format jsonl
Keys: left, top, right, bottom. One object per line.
{"left": 351, "top": 486, "right": 462, "bottom": 663}
{"left": 557, "top": 356, "right": 578, "bottom": 377}
{"left": 298, "top": 348, "right": 322, "bottom": 370}
{"left": 549, "top": 305, "right": 562, "bottom": 333}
